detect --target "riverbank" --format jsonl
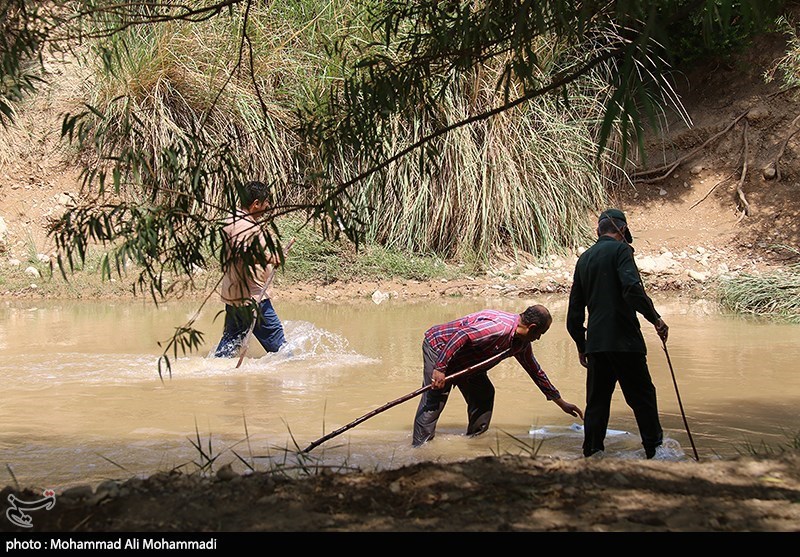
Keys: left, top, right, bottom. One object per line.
{"left": 3, "top": 451, "right": 798, "bottom": 533}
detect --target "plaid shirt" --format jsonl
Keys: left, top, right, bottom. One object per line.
{"left": 424, "top": 310, "right": 561, "bottom": 400}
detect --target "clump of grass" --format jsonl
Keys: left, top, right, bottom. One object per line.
{"left": 84, "top": 2, "right": 352, "bottom": 199}
{"left": 156, "top": 412, "right": 371, "bottom": 483}
{"left": 717, "top": 249, "right": 800, "bottom": 322}
{"left": 348, "top": 53, "right": 613, "bottom": 266}
{"left": 488, "top": 428, "right": 547, "bottom": 459}
{"left": 274, "top": 216, "right": 471, "bottom": 285}
{"left": 735, "top": 429, "right": 800, "bottom": 457}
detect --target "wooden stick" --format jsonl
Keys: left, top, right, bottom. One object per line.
{"left": 235, "top": 238, "right": 295, "bottom": 368}
{"left": 662, "top": 339, "right": 700, "bottom": 461}
{"left": 301, "top": 348, "right": 512, "bottom": 453}
{"left": 633, "top": 110, "right": 748, "bottom": 184}
{"left": 735, "top": 120, "right": 750, "bottom": 222}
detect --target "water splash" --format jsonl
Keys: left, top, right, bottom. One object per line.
{"left": 277, "top": 320, "right": 375, "bottom": 367}
{"left": 600, "top": 437, "right": 688, "bottom": 461}
{"left": 191, "top": 320, "right": 379, "bottom": 376}
{"left": 2, "top": 321, "right": 380, "bottom": 386}
{"left": 527, "top": 424, "right": 690, "bottom": 461}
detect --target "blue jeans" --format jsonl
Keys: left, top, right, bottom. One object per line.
{"left": 214, "top": 299, "right": 286, "bottom": 358}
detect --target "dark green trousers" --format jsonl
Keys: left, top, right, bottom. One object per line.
{"left": 584, "top": 351, "right": 663, "bottom": 458}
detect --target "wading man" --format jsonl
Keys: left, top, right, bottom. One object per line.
{"left": 412, "top": 305, "right": 583, "bottom": 447}
{"left": 214, "top": 180, "right": 288, "bottom": 358}
{"left": 566, "top": 209, "right": 669, "bottom": 459}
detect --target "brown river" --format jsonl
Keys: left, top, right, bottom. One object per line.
{"left": 1, "top": 294, "right": 797, "bottom": 491}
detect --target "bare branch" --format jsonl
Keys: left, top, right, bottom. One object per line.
{"left": 633, "top": 110, "right": 749, "bottom": 184}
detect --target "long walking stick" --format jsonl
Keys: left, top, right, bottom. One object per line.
{"left": 302, "top": 348, "right": 512, "bottom": 453}
{"left": 235, "top": 238, "right": 295, "bottom": 368}
{"left": 662, "top": 339, "right": 700, "bottom": 461}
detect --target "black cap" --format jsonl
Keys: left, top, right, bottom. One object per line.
{"left": 599, "top": 209, "right": 633, "bottom": 243}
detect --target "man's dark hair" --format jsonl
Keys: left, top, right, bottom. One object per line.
{"left": 521, "top": 304, "right": 551, "bottom": 327}
{"left": 598, "top": 216, "right": 626, "bottom": 236}
{"left": 240, "top": 180, "right": 271, "bottom": 208}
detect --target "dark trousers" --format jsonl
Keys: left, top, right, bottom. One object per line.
{"left": 412, "top": 340, "right": 495, "bottom": 446}
{"left": 584, "top": 351, "right": 663, "bottom": 458}
{"left": 214, "top": 299, "right": 286, "bottom": 358}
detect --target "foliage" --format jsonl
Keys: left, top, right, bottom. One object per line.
{"left": 0, "top": 0, "right": 778, "bottom": 369}
{"left": 765, "top": 12, "right": 800, "bottom": 89}
{"left": 664, "top": 0, "right": 785, "bottom": 66}
{"left": 0, "top": 0, "right": 53, "bottom": 126}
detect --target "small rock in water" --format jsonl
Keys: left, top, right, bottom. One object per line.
{"left": 371, "top": 290, "right": 390, "bottom": 304}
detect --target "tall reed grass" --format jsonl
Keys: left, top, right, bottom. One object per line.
{"left": 77, "top": 1, "right": 670, "bottom": 267}
{"left": 347, "top": 63, "right": 612, "bottom": 262}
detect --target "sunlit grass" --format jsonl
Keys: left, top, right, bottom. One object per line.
{"left": 0, "top": 216, "right": 471, "bottom": 299}
{"left": 717, "top": 247, "right": 800, "bottom": 323}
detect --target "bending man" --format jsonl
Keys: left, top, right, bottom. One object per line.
{"left": 413, "top": 305, "right": 583, "bottom": 447}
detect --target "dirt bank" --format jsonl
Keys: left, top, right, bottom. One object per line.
{"left": 2, "top": 452, "right": 798, "bottom": 533}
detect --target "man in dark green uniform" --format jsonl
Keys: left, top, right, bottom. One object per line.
{"left": 566, "top": 209, "right": 669, "bottom": 459}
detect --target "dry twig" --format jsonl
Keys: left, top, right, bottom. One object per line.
{"left": 689, "top": 171, "right": 736, "bottom": 210}
{"left": 633, "top": 110, "right": 749, "bottom": 184}
{"left": 736, "top": 120, "right": 750, "bottom": 222}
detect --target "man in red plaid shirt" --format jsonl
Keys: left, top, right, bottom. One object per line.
{"left": 413, "top": 305, "right": 583, "bottom": 447}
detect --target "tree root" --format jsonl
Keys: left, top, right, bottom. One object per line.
{"left": 689, "top": 171, "right": 736, "bottom": 210}
{"left": 735, "top": 120, "right": 750, "bottom": 222}
{"left": 633, "top": 110, "right": 749, "bottom": 184}
{"left": 770, "top": 113, "right": 800, "bottom": 181}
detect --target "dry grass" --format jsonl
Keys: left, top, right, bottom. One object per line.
{"left": 717, "top": 246, "right": 800, "bottom": 322}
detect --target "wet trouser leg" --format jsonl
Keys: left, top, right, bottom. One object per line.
{"left": 458, "top": 373, "right": 495, "bottom": 437}
{"left": 214, "top": 304, "right": 250, "bottom": 358}
{"left": 215, "top": 299, "right": 286, "bottom": 357}
{"left": 252, "top": 298, "right": 286, "bottom": 353}
{"left": 412, "top": 340, "right": 452, "bottom": 447}
{"left": 615, "top": 352, "right": 663, "bottom": 457}
{"left": 583, "top": 353, "right": 616, "bottom": 457}
{"left": 583, "top": 352, "right": 663, "bottom": 458}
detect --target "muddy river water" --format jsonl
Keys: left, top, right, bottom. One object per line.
{"left": 1, "top": 294, "right": 797, "bottom": 491}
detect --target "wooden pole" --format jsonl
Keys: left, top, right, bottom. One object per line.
{"left": 301, "top": 348, "right": 512, "bottom": 453}
{"left": 662, "top": 339, "right": 700, "bottom": 461}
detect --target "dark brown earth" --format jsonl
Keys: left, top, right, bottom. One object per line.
{"left": 3, "top": 453, "right": 799, "bottom": 533}
{"left": 1, "top": 26, "right": 800, "bottom": 535}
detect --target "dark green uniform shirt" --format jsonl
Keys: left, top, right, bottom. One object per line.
{"left": 566, "top": 236, "right": 661, "bottom": 355}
